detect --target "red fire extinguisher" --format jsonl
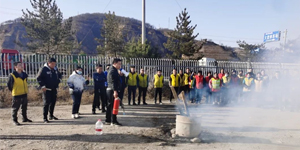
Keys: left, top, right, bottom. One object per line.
{"left": 112, "top": 97, "right": 120, "bottom": 115}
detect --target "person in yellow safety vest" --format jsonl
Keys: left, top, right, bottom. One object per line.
{"left": 184, "top": 68, "right": 191, "bottom": 99}
{"left": 169, "top": 68, "right": 180, "bottom": 103}
{"left": 153, "top": 69, "right": 164, "bottom": 105}
{"left": 127, "top": 66, "right": 138, "bottom": 105}
{"left": 178, "top": 69, "right": 186, "bottom": 95}
{"left": 243, "top": 72, "right": 255, "bottom": 102}
{"left": 221, "top": 72, "right": 231, "bottom": 105}
{"left": 222, "top": 72, "right": 231, "bottom": 87}
{"left": 209, "top": 72, "right": 222, "bottom": 105}
{"left": 137, "top": 68, "right": 148, "bottom": 105}
{"left": 7, "top": 61, "right": 32, "bottom": 126}
{"left": 243, "top": 72, "right": 254, "bottom": 92}
{"left": 238, "top": 70, "right": 245, "bottom": 102}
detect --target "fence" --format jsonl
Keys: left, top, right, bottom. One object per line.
{"left": 1, "top": 53, "right": 300, "bottom": 86}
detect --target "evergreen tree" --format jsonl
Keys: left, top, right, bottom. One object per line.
{"left": 124, "top": 37, "right": 160, "bottom": 59}
{"left": 21, "top": 0, "right": 74, "bottom": 55}
{"left": 164, "top": 8, "right": 200, "bottom": 59}
{"left": 236, "top": 40, "right": 265, "bottom": 61}
{"left": 95, "top": 11, "right": 125, "bottom": 57}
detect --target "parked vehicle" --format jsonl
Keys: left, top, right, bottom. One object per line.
{"left": 1, "top": 49, "right": 25, "bottom": 75}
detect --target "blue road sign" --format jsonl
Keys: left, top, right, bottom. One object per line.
{"left": 264, "top": 31, "right": 281, "bottom": 43}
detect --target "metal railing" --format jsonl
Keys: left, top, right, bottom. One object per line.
{"left": 0, "top": 53, "right": 299, "bottom": 86}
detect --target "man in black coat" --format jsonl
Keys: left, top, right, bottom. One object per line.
{"left": 37, "top": 58, "right": 61, "bottom": 123}
{"left": 105, "top": 58, "right": 122, "bottom": 126}
{"left": 118, "top": 69, "right": 127, "bottom": 104}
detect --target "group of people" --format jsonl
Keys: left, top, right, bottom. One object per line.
{"left": 6, "top": 57, "right": 291, "bottom": 126}
{"left": 162, "top": 67, "right": 286, "bottom": 107}
{"left": 7, "top": 58, "right": 150, "bottom": 126}
{"left": 8, "top": 58, "right": 62, "bottom": 125}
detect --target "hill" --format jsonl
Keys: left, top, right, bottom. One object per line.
{"left": 0, "top": 13, "right": 240, "bottom": 60}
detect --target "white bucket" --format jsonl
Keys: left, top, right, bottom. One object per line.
{"left": 175, "top": 115, "right": 201, "bottom": 138}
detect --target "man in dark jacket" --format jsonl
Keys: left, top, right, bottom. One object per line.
{"left": 105, "top": 58, "right": 122, "bottom": 126}
{"left": 7, "top": 61, "right": 32, "bottom": 125}
{"left": 118, "top": 69, "right": 127, "bottom": 104}
{"left": 37, "top": 58, "right": 61, "bottom": 123}
{"left": 92, "top": 64, "right": 107, "bottom": 114}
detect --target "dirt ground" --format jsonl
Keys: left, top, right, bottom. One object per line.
{"left": 1, "top": 100, "right": 300, "bottom": 150}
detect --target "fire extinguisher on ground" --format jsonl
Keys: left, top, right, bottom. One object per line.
{"left": 112, "top": 97, "right": 120, "bottom": 115}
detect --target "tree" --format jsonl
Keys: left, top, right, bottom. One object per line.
{"left": 21, "top": 0, "right": 74, "bottom": 55}
{"left": 124, "top": 37, "right": 160, "bottom": 59}
{"left": 164, "top": 8, "right": 200, "bottom": 59}
{"left": 95, "top": 11, "right": 125, "bottom": 57}
{"left": 237, "top": 40, "right": 265, "bottom": 61}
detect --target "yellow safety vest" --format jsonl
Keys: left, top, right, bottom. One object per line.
{"left": 184, "top": 73, "right": 190, "bottom": 85}
{"left": 179, "top": 74, "right": 185, "bottom": 87}
{"left": 154, "top": 74, "right": 163, "bottom": 88}
{"left": 244, "top": 78, "right": 254, "bottom": 86}
{"left": 128, "top": 72, "right": 137, "bottom": 86}
{"left": 138, "top": 74, "right": 148, "bottom": 88}
{"left": 11, "top": 73, "right": 28, "bottom": 96}
{"left": 170, "top": 74, "right": 179, "bottom": 87}
{"left": 211, "top": 78, "right": 221, "bottom": 90}
{"left": 222, "top": 76, "right": 231, "bottom": 88}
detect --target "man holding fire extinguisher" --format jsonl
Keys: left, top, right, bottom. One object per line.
{"left": 105, "top": 58, "right": 122, "bottom": 126}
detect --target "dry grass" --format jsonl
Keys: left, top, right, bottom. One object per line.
{"left": 0, "top": 83, "right": 172, "bottom": 108}
{"left": 0, "top": 88, "right": 12, "bottom": 108}
{"left": 0, "top": 87, "right": 94, "bottom": 108}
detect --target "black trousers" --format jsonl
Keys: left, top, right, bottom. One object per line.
{"left": 71, "top": 92, "right": 82, "bottom": 114}
{"left": 138, "top": 87, "right": 147, "bottom": 104}
{"left": 42, "top": 89, "right": 57, "bottom": 120}
{"left": 93, "top": 88, "right": 107, "bottom": 111}
{"left": 154, "top": 88, "right": 162, "bottom": 103}
{"left": 170, "top": 87, "right": 179, "bottom": 102}
{"left": 12, "top": 96, "right": 28, "bottom": 121}
{"left": 105, "top": 90, "right": 117, "bottom": 123}
{"left": 128, "top": 86, "right": 137, "bottom": 104}
{"left": 179, "top": 86, "right": 185, "bottom": 95}
{"left": 119, "top": 88, "right": 125, "bottom": 102}
{"left": 184, "top": 85, "right": 190, "bottom": 100}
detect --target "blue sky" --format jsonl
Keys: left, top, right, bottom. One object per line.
{"left": 0, "top": 0, "right": 299, "bottom": 48}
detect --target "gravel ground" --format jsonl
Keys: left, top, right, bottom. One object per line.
{"left": 0, "top": 100, "right": 300, "bottom": 150}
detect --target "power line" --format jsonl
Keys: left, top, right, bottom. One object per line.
{"left": 80, "top": 0, "right": 113, "bottom": 44}
{"left": 175, "top": 0, "right": 182, "bottom": 10}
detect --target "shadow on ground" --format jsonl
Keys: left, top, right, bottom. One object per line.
{"left": 0, "top": 134, "right": 164, "bottom": 143}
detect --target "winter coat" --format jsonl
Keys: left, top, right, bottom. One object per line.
{"left": 36, "top": 63, "right": 61, "bottom": 90}
{"left": 107, "top": 66, "right": 120, "bottom": 91}
{"left": 67, "top": 71, "right": 89, "bottom": 94}
{"left": 93, "top": 72, "right": 106, "bottom": 90}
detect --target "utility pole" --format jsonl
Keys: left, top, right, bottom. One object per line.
{"left": 283, "top": 29, "right": 287, "bottom": 51}
{"left": 142, "top": 0, "right": 146, "bottom": 44}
